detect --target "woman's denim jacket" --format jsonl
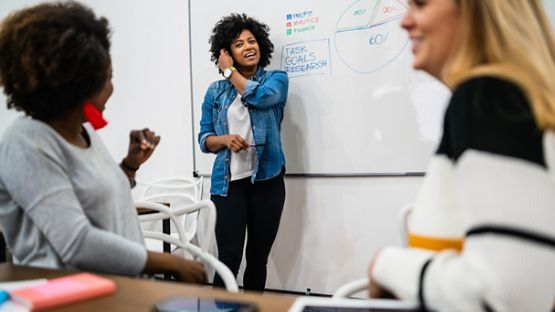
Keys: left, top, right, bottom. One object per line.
{"left": 198, "top": 67, "right": 288, "bottom": 196}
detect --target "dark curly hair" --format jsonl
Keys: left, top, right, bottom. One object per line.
{"left": 0, "top": 1, "right": 111, "bottom": 121}
{"left": 209, "top": 13, "right": 274, "bottom": 70}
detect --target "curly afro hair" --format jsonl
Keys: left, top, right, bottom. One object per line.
{"left": 0, "top": 1, "right": 111, "bottom": 121}
{"left": 209, "top": 13, "right": 274, "bottom": 70}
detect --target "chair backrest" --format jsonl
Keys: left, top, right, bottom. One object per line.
{"left": 136, "top": 200, "right": 238, "bottom": 292}
{"left": 139, "top": 177, "right": 206, "bottom": 250}
{"left": 141, "top": 176, "right": 204, "bottom": 201}
{"left": 140, "top": 193, "right": 211, "bottom": 252}
{"left": 398, "top": 204, "right": 414, "bottom": 247}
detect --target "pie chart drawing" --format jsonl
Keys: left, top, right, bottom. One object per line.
{"left": 335, "top": 0, "right": 409, "bottom": 73}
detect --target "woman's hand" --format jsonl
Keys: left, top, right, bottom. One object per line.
{"left": 218, "top": 48, "right": 234, "bottom": 72}
{"left": 123, "top": 128, "right": 161, "bottom": 170}
{"left": 368, "top": 250, "right": 396, "bottom": 299}
{"left": 172, "top": 257, "right": 208, "bottom": 284}
{"left": 204, "top": 134, "right": 248, "bottom": 153}
{"left": 222, "top": 134, "right": 249, "bottom": 152}
{"left": 144, "top": 251, "right": 207, "bottom": 284}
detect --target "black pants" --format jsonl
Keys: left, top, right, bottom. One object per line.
{"left": 211, "top": 171, "right": 285, "bottom": 291}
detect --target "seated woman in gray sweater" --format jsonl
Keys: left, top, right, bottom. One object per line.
{"left": 0, "top": 2, "right": 206, "bottom": 283}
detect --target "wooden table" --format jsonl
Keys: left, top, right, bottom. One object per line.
{"left": 0, "top": 264, "right": 294, "bottom": 311}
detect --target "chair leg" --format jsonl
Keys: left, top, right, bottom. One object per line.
{"left": 163, "top": 219, "right": 172, "bottom": 280}
{"left": 0, "top": 232, "right": 6, "bottom": 263}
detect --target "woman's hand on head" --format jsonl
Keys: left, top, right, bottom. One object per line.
{"left": 124, "top": 128, "right": 161, "bottom": 169}
{"left": 218, "top": 48, "right": 234, "bottom": 72}
{"left": 223, "top": 134, "right": 249, "bottom": 152}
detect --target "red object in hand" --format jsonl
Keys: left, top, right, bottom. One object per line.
{"left": 83, "top": 101, "right": 108, "bottom": 130}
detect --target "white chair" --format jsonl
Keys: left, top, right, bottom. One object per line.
{"left": 332, "top": 203, "right": 414, "bottom": 298}
{"left": 136, "top": 200, "right": 238, "bottom": 292}
{"left": 138, "top": 177, "right": 207, "bottom": 253}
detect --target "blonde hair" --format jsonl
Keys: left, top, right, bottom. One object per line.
{"left": 445, "top": 0, "right": 555, "bottom": 129}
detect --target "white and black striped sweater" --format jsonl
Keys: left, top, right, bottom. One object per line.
{"left": 372, "top": 77, "right": 555, "bottom": 312}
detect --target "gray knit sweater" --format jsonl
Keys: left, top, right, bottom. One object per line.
{"left": 0, "top": 117, "right": 147, "bottom": 275}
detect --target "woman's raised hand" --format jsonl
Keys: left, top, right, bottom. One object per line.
{"left": 123, "top": 128, "right": 161, "bottom": 170}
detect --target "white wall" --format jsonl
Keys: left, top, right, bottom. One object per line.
{"left": 267, "top": 177, "right": 420, "bottom": 294}
{"left": 0, "top": 0, "right": 193, "bottom": 180}
{"left": 0, "top": 0, "right": 423, "bottom": 294}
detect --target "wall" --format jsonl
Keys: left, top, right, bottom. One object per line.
{"left": 0, "top": 0, "right": 422, "bottom": 294}
{"left": 0, "top": 0, "right": 193, "bottom": 180}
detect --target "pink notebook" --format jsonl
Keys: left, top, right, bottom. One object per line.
{"left": 10, "top": 273, "right": 116, "bottom": 311}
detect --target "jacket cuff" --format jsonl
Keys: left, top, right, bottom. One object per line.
{"left": 199, "top": 132, "right": 216, "bottom": 153}
{"left": 372, "top": 247, "right": 435, "bottom": 300}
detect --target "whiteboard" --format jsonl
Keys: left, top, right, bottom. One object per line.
{"left": 188, "top": 0, "right": 443, "bottom": 176}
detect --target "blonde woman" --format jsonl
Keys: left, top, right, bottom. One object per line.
{"left": 368, "top": 0, "right": 555, "bottom": 311}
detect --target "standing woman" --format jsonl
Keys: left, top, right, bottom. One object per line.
{"left": 0, "top": 2, "right": 206, "bottom": 283}
{"left": 198, "top": 14, "right": 288, "bottom": 291}
{"left": 368, "top": 0, "right": 555, "bottom": 311}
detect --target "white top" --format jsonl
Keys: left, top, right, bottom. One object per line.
{"left": 227, "top": 95, "right": 256, "bottom": 181}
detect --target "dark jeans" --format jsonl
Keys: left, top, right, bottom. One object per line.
{"left": 211, "top": 171, "right": 285, "bottom": 291}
